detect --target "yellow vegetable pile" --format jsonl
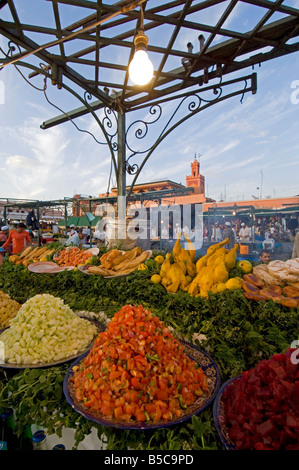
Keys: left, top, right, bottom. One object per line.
{"left": 0, "top": 290, "right": 21, "bottom": 329}
{"left": 9, "top": 246, "right": 55, "bottom": 267}
{"left": 189, "top": 239, "right": 241, "bottom": 297}
{"left": 154, "top": 233, "right": 196, "bottom": 294}
{"left": 154, "top": 235, "right": 242, "bottom": 298}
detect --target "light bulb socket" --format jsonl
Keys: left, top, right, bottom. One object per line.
{"left": 134, "top": 29, "right": 149, "bottom": 51}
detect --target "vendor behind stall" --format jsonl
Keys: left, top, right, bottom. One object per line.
{"left": 222, "top": 222, "right": 235, "bottom": 249}
{"left": 258, "top": 249, "right": 272, "bottom": 264}
{"left": 65, "top": 230, "right": 81, "bottom": 247}
{"left": 239, "top": 222, "right": 251, "bottom": 242}
{"left": 2, "top": 223, "right": 31, "bottom": 254}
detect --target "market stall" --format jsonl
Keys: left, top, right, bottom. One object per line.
{"left": 1, "top": 0, "right": 299, "bottom": 453}
{"left": 0, "top": 237, "right": 298, "bottom": 451}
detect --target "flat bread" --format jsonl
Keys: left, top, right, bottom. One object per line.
{"left": 253, "top": 265, "right": 284, "bottom": 286}
{"left": 243, "top": 273, "right": 265, "bottom": 288}
{"left": 267, "top": 260, "right": 287, "bottom": 277}
{"left": 259, "top": 288, "right": 281, "bottom": 300}
{"left": 288, "top": 281, "right": 299, "bottom": 289}
{"left": 283, "top": 285, "right": 299, "bottom": 298}
{"left": 271, "top": 268, "right": 298, "bottom": 283}
{"left": 285, "top": 258, "right": 299, "bottom": 276}
{"left": 267, "top": 260, "right": 286, "bottom": 271}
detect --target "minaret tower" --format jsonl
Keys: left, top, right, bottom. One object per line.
{"left": 186, "top": 154, "right": 205, "bottom": 194}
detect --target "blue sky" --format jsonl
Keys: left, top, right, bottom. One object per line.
{"left": 0, "top": 0, "right": 299, "bottom": 203}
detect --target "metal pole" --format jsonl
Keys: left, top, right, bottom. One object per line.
{"left": 37, "top": 202, "right": 41, "bottom": 246}
{"left": 117, "top": 111, "right": 126, "bottom": 241}
{"left": 89, "top": 198, "right": 92, "bottom": 247}
{"left": 64, "top": 204, "right": 68, "bottom": 236}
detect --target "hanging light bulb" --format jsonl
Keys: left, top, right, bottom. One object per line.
{"left": 129, "top": 7, "right": 154, "bottom": 86}
{"left": 129, "top": 47, "right": 154, "bottom": 86}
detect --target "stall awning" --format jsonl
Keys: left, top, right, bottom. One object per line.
{"left": 58, "top": 217, "right": 80, "bottom": 227}
{"left": 77, "top": 216, "right": 102, "bottom": 227}
{"left": 58, "top": 216, "right": 101, "bottom": 227}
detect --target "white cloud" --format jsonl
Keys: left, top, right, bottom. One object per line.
{"left": 5, "top": 154, "right": 38, "bottom": 169}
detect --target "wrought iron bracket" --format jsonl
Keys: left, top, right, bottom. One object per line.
{"left": 124, "top": 73, "right": 257, "bottom": 201}
{"left": 1, "top": 38, "right": 257, "bottom": 206}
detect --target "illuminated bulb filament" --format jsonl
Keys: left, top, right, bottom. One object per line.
{"left": 129, "top": 49, "right": 154, "bottom": 86}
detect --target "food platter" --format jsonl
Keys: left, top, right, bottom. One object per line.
{"left": 0, "top": 317, "right": 106, "bottom": 370}
{"left": 28, "top": 261, "right": 75, "bottom": 273}
{"left": 28, "top": 261, "right": 58, "bottom": 273}
{"left": 63, "top": 340, "right": 221, "bottom": 430}
{"left": 53, "top": 246, "right": 99, "bottom": 261}
{"left": 78, "top": 249, "right": 152, "bottom": 278}
{"left": 78, "top": 264, "right": 132, "bottom": 279}
{"left": 78, "top": 265, "right": 94, "bottom": 275}
{"left": 212, "top": 375, "right": 242, "bottom": 450}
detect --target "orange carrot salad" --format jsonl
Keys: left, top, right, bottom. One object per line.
{"left": 56, "top": 247, "right": 92, "bottom": 267}
{"left": 70, "top": 304, "right": 208, "bottom": 423}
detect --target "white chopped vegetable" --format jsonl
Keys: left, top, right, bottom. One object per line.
{"left": 0, "top": 294, "right": 98, "bottom": 365}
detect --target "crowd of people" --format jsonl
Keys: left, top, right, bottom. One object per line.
{"left": 0, "top": 213, "right": 298, "bottom": 263}
{"left": 206, "top": 218, "right": 298, "bottom": 246}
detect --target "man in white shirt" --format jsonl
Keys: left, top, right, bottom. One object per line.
{"left": 211, "top": 223, "right": 221, "bottom": 242}
{"left": 70, "top": 224, "right": 77, "bottom": 236}
{"left": 66, "top": 224, "right": 78, "bottom": 238}
{"left": 65, "top": 232, "right": 81, "bottom": 247}
{"left": 239, "top": 223, "right": 251, "bottom": 242}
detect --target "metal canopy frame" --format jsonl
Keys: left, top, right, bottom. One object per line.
{"left": 1, "top": 0, "right": 299, "bottom": 213}
{"left": 1, "top": 198, "right": 73, "bottom": 244}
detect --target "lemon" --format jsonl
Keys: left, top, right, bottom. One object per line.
{"left": 40, "top": 257, "right": 48, "bottom": 262}
{"left": 154, "top": 255, "right": 164, "bottom": 265}
{"left": 216, "top": 283, "right": 227, "bottom": 293}
{"left": 237, "top": 260, "right": 252, "bottom": 274}
{"left": 78, "top": 263, "right": 85, "bottom": 267}
{"left": 151, "top": 274, "right": 161, "bottom": 284}
{"left": 85, "top": 259, "right": 93, "bottom": 265}
{"left": 225, "top": 278, "right": 242, "bottom": 290}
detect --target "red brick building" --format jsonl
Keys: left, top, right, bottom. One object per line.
{"left": 73, "top": 157, "right": 299, "bottom": 229}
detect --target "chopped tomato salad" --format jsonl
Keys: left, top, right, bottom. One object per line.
{"left": 70, "top": 304, "right": 208, "bottom": 423}
{"left": 222, "top": 348, "right": 299, "bottom": 450}
{"left": 55, "top": 247, "right": 92, "bottom": 267}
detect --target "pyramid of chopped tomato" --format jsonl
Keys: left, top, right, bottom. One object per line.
{"left": 70, "top": 304, "right": 208, "bottom": 423}
{"left": 222, "top": 348, "right": 299, "bottom": 450}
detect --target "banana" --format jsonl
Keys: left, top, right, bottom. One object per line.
{"left": 37, "top": 248, "right": 55, "bottom": 260}
{"left": 88, "top": 266, "right": 111, "bottom": 276}
{"left": 19, "top": 246, "right": 34, "bottom": 259}
{"left": 113, "top": 251, "right": 149, "bottom": 271}
{"left": 23, "top": 247, "right": 40, "bottom": 259}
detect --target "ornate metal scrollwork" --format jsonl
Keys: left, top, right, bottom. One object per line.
{"left": 0, "top": 40, "right": 22, "bottom": 71}
{"left": 0, "top": 34, "right": 256, "bottom": 204}
{"left": 124, "top": 73, "right": 256, "bottom": 199}
{"left": 123, "top": 81, "right": 223, "bottom": 178}
{"left": 124, "top": 104, "right": 162, "bottom": 175}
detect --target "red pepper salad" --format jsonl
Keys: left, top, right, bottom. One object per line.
{"left": 70, "top": 304, "right": 208, "bottom": 423}
{"left": 222, "top": 348, "right": 299, "bottom": 450}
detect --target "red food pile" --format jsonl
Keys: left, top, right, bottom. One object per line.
{"left": 70, "top": 304, "right": 208, "bottom": 423}
{"left": 222, "top": 348, "right": 299, "bottom": 450}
